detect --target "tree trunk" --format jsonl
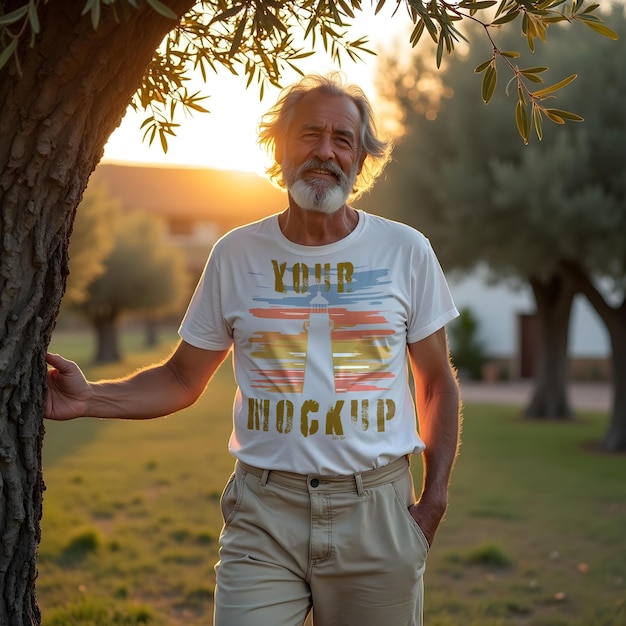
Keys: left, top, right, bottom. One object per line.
{"left": 0, "top": 2, "right": 194, "bottom": 623}
{"left": 523, "top": 270, "right": 576, "bottom": 419}
{"left": 603, "top": 327, "right": 626, "bottom": 451}
{"left": 562, "top": 261, "right": 626, "bottom": 452}
{"left": 144, "top": 316, "right": 159, "bottom": 349}
{"left": 90, "top": 307, "right": 121, "bottom": 364}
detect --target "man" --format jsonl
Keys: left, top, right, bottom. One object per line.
{"left": 46, "top": 73, "right": 461, "bottom": 626}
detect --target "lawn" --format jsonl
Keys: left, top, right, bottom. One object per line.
{"left": 40, "top": 330, "right": 626, "bottom": 625}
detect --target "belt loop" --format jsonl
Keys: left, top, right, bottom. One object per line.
{"left": 354, "top": 472, "right": 365, "bottom": 497}
{"left": 260, "top": 469, "right": 269, "bottom": 486}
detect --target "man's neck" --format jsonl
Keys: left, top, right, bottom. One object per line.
{"left": 278, "top": 203, "right": 359, "bottom": 246}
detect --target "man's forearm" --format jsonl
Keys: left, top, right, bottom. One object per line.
{"left": 409, "top": 379, "right": 461, "bottom": 545}
{"left": 418, "top": 378, "right": 461, "bottom": 505}
{"left": 85, "top": 363, "right": 199, "bottom": 420}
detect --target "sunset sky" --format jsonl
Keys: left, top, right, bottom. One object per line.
{"left": 102, "top": 5, "right": 412, "bottom": 174}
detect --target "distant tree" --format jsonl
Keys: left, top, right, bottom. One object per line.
{"left": 63, "top": 184, "right": 118, "bottom": 307}
{"left": 0, "top": 1, "right": 619, "bottom": 622}
{"left": 74, "top": 210, "right": 188, "bottom": 364}
{"left": 365, "top": 5, "right": 626, "bottom": 448}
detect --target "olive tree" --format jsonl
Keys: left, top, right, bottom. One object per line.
{"left": 0, "top": 1, "right": 617, "bottom": 622}
{"left": 365, "top": 5, "right": 625, "bottom": 447}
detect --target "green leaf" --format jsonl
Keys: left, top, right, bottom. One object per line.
{"left": 0, "top": 38, "right": 17, "bottom": 71}
{"left": 582, "top": 3, "right": 601, "bottom": 14}
{"left": 336, "top": 0, "right": 356, "bottom": 19}
{"left": 229, "top": 18, "right": 246, "bottom": 57}
{"left": 545, "top": 108, "right": 584, "bottom": 122}
{"left": 458, "top": 0, "right": 497, "bottom": 9}
{"left": 500, "top": 50, "right": 521, "bottom": 58}
{"left": 532, "top": 103, "right": 543, "bottom": 140}
{"left": 515, "top": 100, "right": 529, "bottom": 144}
{"left": 474, "top": 59, "right": 492, "bottom": 73}
{"left": 0, "top": 5, "right": 29, "bottom": 27}
{"left": 505, "top": 75, "right": 516, "bottom": 97}
{"left": 524, "top": 14, "right": 536, "bottom": 52}
{"left": 543, "top": 109, "right": 565, "bottom": 124}
{"left": 209, "top": 5, "right": 245, "bottom": 25}
{"left": 159, "top": 128, "right": 169, "bottom": 153}
{"left": 531, "top": 74, "right": 577, "bottom": 98}
{"left": 581, "top": 20, "right": 619, "bottom": 41}
{"left": 542, "top": 15, "right": 568, "bottom": 23}
{"left": 520, "top": 72, "right": 543, "bottom": 84}
{"left": 185, "top": 99, "right": 210, "bottom": 114}
{"left": 436, "top": 34, "right": 444, "bottom": 68}
{"left": 481, "top": 64, "right": 497, "bottom": 103}
{"left": 80, "top": 0, "right": 101, "bottom": 29}
{"left": 27, "top": 1, "right": 40, "bottom": 34}
{"left": 146, "top": 0, "right": 177, "bottom": 20}
{"left": 374, "top": 0, "right": 387, "bottom": 15}
{"left": 519, "top": 66, "right": 548, "bottom": 74}
{"left": 491, "top": 9, "right": 519, "bottom": 25}
{"left": 409, "top": 20, "right": 425, "bottom": 47}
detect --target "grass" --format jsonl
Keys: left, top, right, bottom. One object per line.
{"left": 40, "top": 330, "right": 626, "bottom": 625}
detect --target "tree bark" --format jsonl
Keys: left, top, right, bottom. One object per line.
{"left": 523, "top": 270, "right": 576, "bottom": 420}
{"left": 0, "top": 2, "right": 195, "bottom": 623}
{"left": 562, "top": 261, "right": 626, "bottom": 452}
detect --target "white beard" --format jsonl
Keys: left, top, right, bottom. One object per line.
{"left": 288, "top": 178, "right": 349, "bottom": 215}
{"left": 284, "top": 158, "right": 358, "bottom": 215}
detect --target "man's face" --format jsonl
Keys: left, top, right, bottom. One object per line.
{"left": 280, "top": 91, "right": 364, "bottom": 214}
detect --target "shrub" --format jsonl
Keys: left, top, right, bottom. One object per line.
{"left": 60, "top": 526, "right": 103, "bottom": 563}
{"left": 464, "top": 543, "right": 511, "bottom": 567}
{"left": 448, "top": 307, "right": 488, "bottom": 380}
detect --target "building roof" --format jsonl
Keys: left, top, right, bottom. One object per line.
{"left": 92, "top": 162, "right": 287, "bottom": 228}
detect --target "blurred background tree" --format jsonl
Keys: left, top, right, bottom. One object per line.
{"left": 363, "top": 4, "right": 626, "bottom": 449}
{"left": 63, "top": 184, "right": 118, "bottom": 306}
{"left": 72, "top": 206, "right": 188, "bottom": 364}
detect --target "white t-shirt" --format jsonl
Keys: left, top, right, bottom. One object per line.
{"left": 179, "top": 211, "right": 458, "bottom": 474}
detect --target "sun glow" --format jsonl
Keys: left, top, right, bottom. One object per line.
{"left": 102, "top": 6, "right": 412, "bottom": 174}
{"left": 103, "top": 71, "right": 275, "bottom": 174}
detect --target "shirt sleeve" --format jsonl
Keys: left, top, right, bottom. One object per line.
{"left": 178, "top": 245, "right": 234, "bottom": 351}
{"left": 406, "top": 237, "right": 459, "bottom": 344}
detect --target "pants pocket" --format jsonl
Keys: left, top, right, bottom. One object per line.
{"left": 391, "top": 479, "right": 431, "bottom": 556}
{"left": 220, "top": 471, "right": 244, "bottom": 526}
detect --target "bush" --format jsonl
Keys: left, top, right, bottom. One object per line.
{"left": 60, "top": 527, "right": 102, "bottom": 563}
{"left": 449, "top": 307, "right": 488, "bottom": 380}
{"left": 464, "top": 542, "right": 511, "bottom": 567}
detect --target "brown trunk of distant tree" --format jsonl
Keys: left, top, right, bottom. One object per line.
{"left": 562, "top": 261, "right": 626, "bottom": 451}
{"left": 604, "top": 329, "right": 626, "bottom": 451}
{"left": 91, "top": 307, "right": 121, "bottom": 364}
{"left": 144, "top": 316, "right": 159, "bottom": 348}
{"left": 0, "top": 2, "right": 194, "bottom": 623}
{"left": 523, "top": 270, "right": 576, "bottom": 420}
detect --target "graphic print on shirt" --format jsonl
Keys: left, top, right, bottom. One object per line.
{"left": 247, "top": 259, "right": 398, "bottom": 397}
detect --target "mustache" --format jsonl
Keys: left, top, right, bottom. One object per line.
{"left": 296, "top": 158, "right": 345, "bottom": 181}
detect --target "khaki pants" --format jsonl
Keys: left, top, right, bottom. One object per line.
{"left": 215, "top": 456, "right": 429, "bottom": 626}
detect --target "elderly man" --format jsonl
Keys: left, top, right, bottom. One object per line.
{"left": 46, "top": 73, "right": 461, "bottom": 626}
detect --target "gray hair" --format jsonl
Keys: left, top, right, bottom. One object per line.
{"left": 258, "top": 73, "right": 393, "bottom": 201}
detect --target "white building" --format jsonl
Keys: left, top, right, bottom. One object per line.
{"left": 448, "top": 265, "right": 611, "bottom": 380}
